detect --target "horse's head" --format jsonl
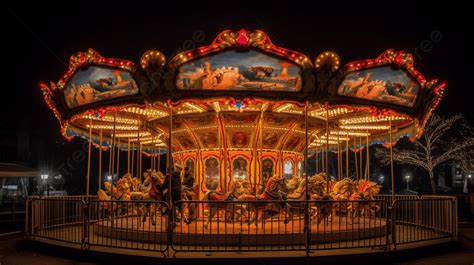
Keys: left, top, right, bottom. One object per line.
{"left": 331, "top": 178, "right": 354, "bottom": 199}
{"left": 97, "top": 189, "right": 110, "bottom": 201}
{"left": 151, "top": 171, "right": 164, "bottom": 184}
{"left": 103, "top": 181, "right": 113, "bottom": 193}
{"left": 122, "top": 173, "right": 132, "bottom": 180}
{"left": 234, "top": 180, "right": 251, "bottom": 197}
{"left": 286, "top": 176, "right": 301, "bottom": 191}
{"left": 116, "top": 179, "right": 130, "bottom": 192}
{"left": 357, "top": 180, "right": 381, "bottom": 198}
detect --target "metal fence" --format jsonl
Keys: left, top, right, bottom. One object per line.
{"left": 25, "top": 196, "right": 458, "bottom": 257}
{"left": 87, "top": 199, "right": 169, "bottom": 255}
{"left": 391, "top": 196, "right": 457, "bottom": 248}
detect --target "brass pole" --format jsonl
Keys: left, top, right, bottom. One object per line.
{"left": 131, "top": 143, "right": 135, "bottom": 176}
{"left": 390, "top": 120, "right": 395, "bottom": 199}
{"left": 345, "top": 133, "right": 349, "bottom": 179}
{"left": 111, "top": 114, "right": 116, "bottom": 181}
{"left": 168, "top": 106, "right": 173, "bottom": 205}
{"left": 359, "top": 137, "right": 363, "bottom": 180}
{"left": 366, "top": 129, "right": 370, "bottom": 180}
{"left": 305, "top": 103, "right": 309, "bottom": 199}
{"left": 157, "top": 146, "right": 161, "bottom": 172}
{"left": 127, "top": 138, "right": 130, "bottom": 173}
{"left": 354, "top": 137, "right": 359, "bottom": 179}
{"left": 337, "top": 134, "right": 340, "bottom": 181}
{"left": 137, "top": 129, "right": 140, "bottom": 181}
{"left": 98, "top": 129, "right": 103, "bottom": 189}
{"left": 316, "top": 146, "right": 319, "bottom": 173}
{"left": 86, "top": 118, "right": 92, "bottom": 196}
{"left": 151, "top": 137, "right": 154, "bottom": 170}
{"left": 116, "top": 138, "right": 120, "bottom": 178}
{"left": 325, "top": 106, "right": 329, "bottom": 190}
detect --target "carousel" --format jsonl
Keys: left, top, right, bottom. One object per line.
{"left": 28, "top": 29, "right": 454, "bottom": 256}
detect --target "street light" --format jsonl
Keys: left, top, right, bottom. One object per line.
{"left": 405, "top": 175, "right": 411, "bottom": 190}
{"left": 378, "top": 176, "right": 385, "bottom": 186}
{"left": 106, "top": 175, "right": 112, "bottom": 182}
{"left": 41, "top": 174, "right": 49, "bottom": 196}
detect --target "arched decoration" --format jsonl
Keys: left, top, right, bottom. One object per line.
{"left": 204, "top": 157, "right": 219, "bottom": 190}
{"left": 185, "top": 158, "right": 195, "bottom": 179}
{"left": 232, "top": 157, "right": 248, "bottom": 180}
{"left": 283, "top": 159, "right": 294, "bottom": 181}
{"left": 297, "top": 160, "right": 302, "bottom": 177}
{"left": 261, "top": 158, "right": 274, "bottom": 186}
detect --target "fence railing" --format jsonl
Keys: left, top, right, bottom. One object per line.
{"left": 87, "top": 199, "right": 169, "bottom": 255}
{"left": 25, "top": 196, "right": 458, "bottom": 257}
{"left": 391, "top": 197, "right": 457, "bottom": 248}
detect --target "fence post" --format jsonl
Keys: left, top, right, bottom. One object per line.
{"left": 81, "top": 199, "right": 89, "bottom": 250}
{"left": 385, "top": 201, "right": 390, "bottom": 251}
{"left": 305, "top": 200, "right": 310, "bottom": 257}
{"left": 24, "top": 197, "right": 30, "bottom": 239}
{"left": 390, "top": 201, "right": 397, "bottom": 251}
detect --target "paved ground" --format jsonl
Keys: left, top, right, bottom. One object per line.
{"left": 0, "top": 226, "right": 473, "bottom": 265}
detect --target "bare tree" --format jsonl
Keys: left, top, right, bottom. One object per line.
{"left": 376, "top": 114, "right": 474, "bottom": 194}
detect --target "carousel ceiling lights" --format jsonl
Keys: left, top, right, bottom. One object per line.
{"left": 123, "top": 107, "right": 168, "bottom": 119}
{"left": 329, "top": 130, "right": 371, "bottom": 137}
{"left": 309, "top": 107, "right": 351, "bottom": 119}
{"left": 112, "top": 131, "right": 152, "bottom": 138}
{"left": 83, "top": 114, "right": 141, "bottom": 125}
{"left": 340, "top": 124, "right": 391, "bottom": 130}
{"left": 340, "top": 115, "right": 409, "bottom": 125}
{"left": 85, "top": 124, "right": 140, "bottom": 130}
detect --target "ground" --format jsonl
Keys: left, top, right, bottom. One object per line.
{"left": 0, "top": 226, "right": 473, "bottom": 265}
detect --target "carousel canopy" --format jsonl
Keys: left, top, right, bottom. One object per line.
{"left": 39, "top": 29, "right": 445, "bottom": 154}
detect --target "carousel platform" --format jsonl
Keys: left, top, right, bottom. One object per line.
{"left": 92, "top": 216, "right": 387, "bottom": 246}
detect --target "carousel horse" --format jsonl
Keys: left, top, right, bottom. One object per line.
{"left": 200, "top": 179, "right": 251, "bottom": 229}
{"left": 308, "top": 173, "right": 333, "bottom": 224}
{"left": 97, "top": 179, "right": 131, "bottom": 218}
{"left": 122, "top": 173, "right": 141, "bottom": 192}
{"left": 238, "top": 175, "right": 286, "bottom": 227}
{"left": 282, "top": 176, "right": 317, "bottom": 223}
{"left": 347, "top": 179, "right": 382, "bottom": 222}
{"left": 133, "top": 170, "right": 166, "bottom": 225}
{"left": 286, "top": 175, "right": 303, "bottom": 195}
{"left": 177, "top": 182, "right": 200, "bottom": 225}
{"left": 328, "top": 177, "right": 357, "bottom": 221}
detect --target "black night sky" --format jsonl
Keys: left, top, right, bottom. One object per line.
{"left": 3, "top": 3, "right": 473, "bottom": 193}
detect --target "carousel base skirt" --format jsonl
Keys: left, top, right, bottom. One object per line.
{"left": 93, "top": 216, "right": 387, "bottom": 246}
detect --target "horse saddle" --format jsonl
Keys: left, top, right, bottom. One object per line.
{"left": 209, "top": 192, "right": 234, "bottom": 201}
{"left": 182, "top": 187, "right": 196, "bottom": 197}
{"left": 149, "top": 189, "right": 161, "bottom": 200}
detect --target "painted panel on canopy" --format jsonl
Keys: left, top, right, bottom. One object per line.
{"left": 154, "top": 117, "right": 183, "bottom": 131}
{"left": 184, "top": 113, "right": 217, "bottom": 126}
{"left": 261, "top": 131, "right": 284, "bottom": 149}
{"left": 230, "top": 131, "right": 251, "bottom": 148}
{"left": 198, "top": 131, "right": 219, "bottom": 148}
{"left": 284, "top": 135, "right": 303, "bottom": 150}
{"left": 64, "top": 66, "right": 138, "bottom": 108}
{"left": 223, "top": 113, "right": 259, "bottom": 125}
{"left": 337, "top": 66, "right": 419, "bottom": 107}
{"left": 264, "top": 113, "right": 298, "bottom": 127}
{"left": 176, "top": 50, "right": 302, "bottom": 91}
{"left": 176, "top": 133, "right": 197, "bottom": 149}
{"left": 297, "top": 119, "right": 325, "bottom": 131}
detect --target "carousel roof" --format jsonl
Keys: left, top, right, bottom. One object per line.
{"left": 38, "top": 29, "right": 445, "bottom": 154}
